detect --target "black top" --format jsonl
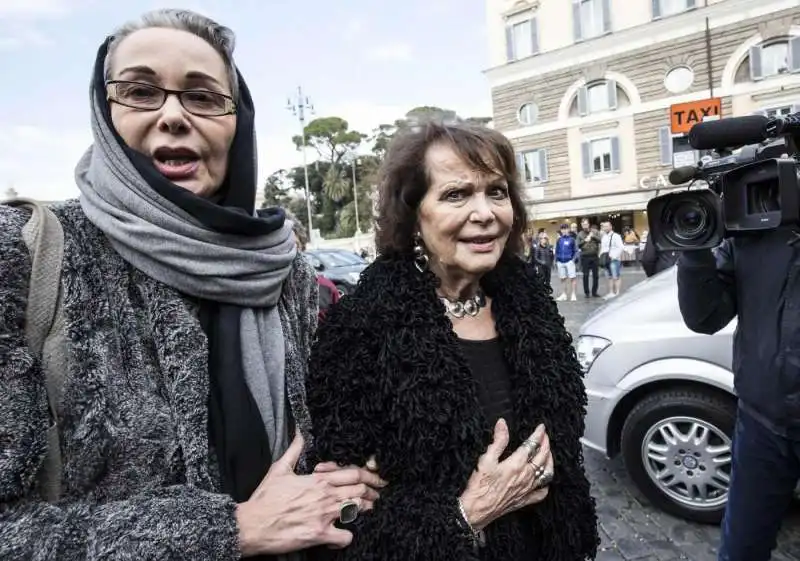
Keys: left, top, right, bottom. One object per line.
{"left": 459, "top": 338, "right": 516, "bottom": 432}
{"left": 458, "top": 337, "right": 536, "bottom": 555}
{"left": 678, "top": 231, "right": 800, "bottom": 437}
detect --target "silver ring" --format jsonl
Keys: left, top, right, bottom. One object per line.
{"left": 523, "top": 439, "right": 540, "bottom": 461}
{"left": 339, "top": 499, "right": 359, "bottom": 524}
{"left": 535, "top": 471, "right": 554, "bottom": 489}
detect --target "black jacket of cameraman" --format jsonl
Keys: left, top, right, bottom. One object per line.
{"left": 678, "top": 228, "right": 800, "bottom": 435}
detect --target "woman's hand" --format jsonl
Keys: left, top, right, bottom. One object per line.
{"left": 458, "top": 419, "right": 554, "bottom": 531}
{"left": 236, "top": 433, "right": 387, "bottom": 557}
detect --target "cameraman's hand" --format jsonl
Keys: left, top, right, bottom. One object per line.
{"left": 236, "top": 434, "right": 382, "bottom": 556}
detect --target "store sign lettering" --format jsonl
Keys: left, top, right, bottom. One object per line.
{"left": 639, "top": 174, "right": 669, "bottom": 189}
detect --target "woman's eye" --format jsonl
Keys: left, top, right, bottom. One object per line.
{"left": 444, "top": 190, "right": 466, "bottom": 201}
{"left": 489, "top": 186, "right": 509, "bottom": 198}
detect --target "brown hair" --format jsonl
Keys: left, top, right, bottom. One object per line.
{"left": 375, "top": 121, "right": 528, "bottom": 256}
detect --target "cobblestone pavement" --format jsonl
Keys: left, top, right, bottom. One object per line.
{"left": 556, "top": 265, "right": 800, "bottom": 561}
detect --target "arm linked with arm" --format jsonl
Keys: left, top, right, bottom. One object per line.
{"left": 305, "top": 309, "right": 480, "bottom": 561}
{"left": 677, "top": 239, "right": 737, "bottom": 335}
{"left": 0, "top": 206, "right": 240, "bottom": 561}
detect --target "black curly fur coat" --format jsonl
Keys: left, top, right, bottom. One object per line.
{"left": 306, "top": 253, "right": 599, "bottom": 561}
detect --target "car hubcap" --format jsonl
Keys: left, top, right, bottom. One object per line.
{"left": 641, "top": 416, "right": 732, "bottom": 510}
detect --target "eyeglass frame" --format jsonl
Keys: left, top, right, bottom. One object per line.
{"left": 105, "top": 80, "right": 237, "bottom": 117}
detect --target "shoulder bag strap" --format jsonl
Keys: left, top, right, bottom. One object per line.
{"left": 5, "top": 198, "right": 65, "bottom": 502}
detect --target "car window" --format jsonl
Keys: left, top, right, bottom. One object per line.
{"left": 317, "top": 251, "right": 365, "bottom": 267}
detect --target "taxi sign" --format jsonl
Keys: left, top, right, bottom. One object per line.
{"left": 670, "top": 98, "right": 722, "bottom": 134}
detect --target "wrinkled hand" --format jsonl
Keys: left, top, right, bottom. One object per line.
{"left": 459, "top": 419, "right": 554, "bottom": 531}
{"left": 313, "top": 456, "right": 386, "bottom": 514}
{"left": 236, "top": 434, "right": 386, "bottom": 557}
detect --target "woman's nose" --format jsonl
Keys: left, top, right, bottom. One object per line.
{"left": 469, "top": 194, "right": 495, "bottom": 222}
{"left": 157, "top": 95, "right": 191, "bottom": 134}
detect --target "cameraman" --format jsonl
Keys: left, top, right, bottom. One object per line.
{"left": 678, "top": 230, "right": 800, "bottom": 561}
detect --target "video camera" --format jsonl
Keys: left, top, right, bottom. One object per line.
{"left": 646, "top": 112, "right": 800, "bottom": 251}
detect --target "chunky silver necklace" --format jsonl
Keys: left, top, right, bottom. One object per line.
{"left": 440, "top": 290, "right": 487, "bottom": 318}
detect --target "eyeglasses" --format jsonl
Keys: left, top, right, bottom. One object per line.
{"left": 106, "top": 80, "right": 236, "bottom": 117}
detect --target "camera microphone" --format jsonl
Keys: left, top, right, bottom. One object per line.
{"left": 765, "top": 111, "right": 800, "bottom": 136}
{"left": 668, "top": 165, "right": 699, "bottom": 185}
{"left": 688, "top": 115, "right": 769, "bottom": 150}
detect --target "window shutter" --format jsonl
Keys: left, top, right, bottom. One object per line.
{"left": 686, "top": 0, "right": 696, "bottom": 8}
{"left": 581, "top": 142, "right": 592, "bottom": 177}
{"left": 601, "top": 0, "right": 612, "bottom": 34}
{"left": 610, "top": 137, "right": 621, "bottom": 172}
{"left": 749, "top": 45, "right": 764, "bottom": 81}
{"left": 530, "top": 17, "right": 539, "bottom": 54}
{"left": 606, "top": 80, "right": 618, "bottom": 110}
{"left": 788, "top": 36, "right": 800, "bottom": 73}
{"left": 658, "top": 127, "right": 673, "bottom": 166}
{"left": 538, "top": 150, "right": 549, "bottom": 182}
{"left": 505, "top": 26, "right": 515, "bottom": 61}
{"left": 577, "top": 85, "right": 589, "bottom": 116}
{"left": 572, "top": 0, "right": 582, "bottom": 42}
{"left": 652, "top": 0, "right": 661, "bottom": 19}
{"left": 516, "top": 152, "right": 526, "bottom": 183}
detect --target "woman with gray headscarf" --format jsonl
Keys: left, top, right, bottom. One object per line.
{"left": 0, "top": 9, "right": 382, "bottom": 560}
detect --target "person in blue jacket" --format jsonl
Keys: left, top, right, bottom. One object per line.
{"left": 554, "top": 223, "right": 578, "bottom": 301}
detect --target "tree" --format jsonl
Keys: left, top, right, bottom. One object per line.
{"left": 292, "top": 117, "right": 366, "bottom": 166}
{"left": 367, "top": 107, "right": 493, "bottom": 158}
{"left": 261, "top": 169, "right": 291, "bottom": 208}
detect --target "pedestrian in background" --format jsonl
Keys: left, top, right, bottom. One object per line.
{"left": 577, "top": 219, "right": 600, "bottom": 297}
{"left": 531, "top": 231, "right": 554, "bottom": 286}
{"left": 555, "top": 223, "right": 578, "bottom": 301}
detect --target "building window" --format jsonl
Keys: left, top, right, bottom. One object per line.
{"left": 572, "top": 0, "right": 610, "bottom": 42}
{"left": 652, "top": 0, "right": 696, "bottom": 19}
{"left": 577, "top": 80, "right": 618, "bottom": 116}
{"left": 581, "top": 137, "right": 620, "bottom": 176}
{"left": 750, "top": 38, "right": 800, "bottom": 80}
{"left": 664, "top": 65, "right": 694, "bottom": 93}
{"left": 505, "top": 17, "right": 539, "bottom": 62}
{"left": 518, "top": 102, "right": 539, "bottom": 126}
{"left": 761, "top": 104, "right": 798, "bottom": 118}
{"left": 517, "top": 149, "right": 548, "bottom": 184}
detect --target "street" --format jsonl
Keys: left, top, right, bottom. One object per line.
{"left": 559, "top": 266, "right": 800, "bottom": 560}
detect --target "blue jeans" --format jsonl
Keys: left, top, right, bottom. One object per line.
{"left": 718, "top": 408, "right": 800, "bottom": 561}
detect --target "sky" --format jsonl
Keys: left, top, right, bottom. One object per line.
{"left": 0, "top": 0, "right": 493, "bottom": 201}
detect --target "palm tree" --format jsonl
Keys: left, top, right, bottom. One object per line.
{"left": 322, "top": 166, "right": 349, "bottom": 202}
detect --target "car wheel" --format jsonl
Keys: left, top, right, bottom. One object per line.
{"left": 620, "top": 388, "right": 736, "bottom": 524}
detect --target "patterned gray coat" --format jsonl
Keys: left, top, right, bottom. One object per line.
{"left": 0, "top": 200, "right": 318, "bottom": 560}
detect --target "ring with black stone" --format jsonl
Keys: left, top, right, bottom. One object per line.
{"left": 339, "top": 499, "right": 359, "bottom": 524}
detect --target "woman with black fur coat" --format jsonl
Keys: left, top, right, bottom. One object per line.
{"left": 306, "top": 122, "right": 599, "bottom": 560}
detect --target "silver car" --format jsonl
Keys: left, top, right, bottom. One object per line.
{"left": 577, "top": 266, "right": 737, "bottom": 524}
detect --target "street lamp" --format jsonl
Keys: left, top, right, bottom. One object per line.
{"left": 350, "top": 156, "right": 361, "bottom": 237}
{"left": 286, "top": 86, "right": 315, "bottom": 246}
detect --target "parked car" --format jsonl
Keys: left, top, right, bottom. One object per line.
{"left": 577, "top": 266, "right": 737, "bottom": 524}
{"left": 304, "top": 249, "right": 367, "bottom": 296}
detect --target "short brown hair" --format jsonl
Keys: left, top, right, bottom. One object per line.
{"left": 375, "top": 121, "right": 528, "bottom": 256}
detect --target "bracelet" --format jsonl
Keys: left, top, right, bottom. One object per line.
{"left": 456, "top": 498, "right": 486, "bottom": 549}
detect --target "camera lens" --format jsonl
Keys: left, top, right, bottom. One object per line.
{"left": 662, "top": 196, "right": 718, "bottom": 249}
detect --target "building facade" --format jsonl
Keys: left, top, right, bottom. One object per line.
{"left": 485, "top": 0, "right": 800, "bottom": 235}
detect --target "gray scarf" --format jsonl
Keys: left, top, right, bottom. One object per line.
{"left": 75, "top": 90, "right": 296, "bottom": 462}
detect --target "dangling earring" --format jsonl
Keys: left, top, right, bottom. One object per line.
{"left": 413, "top": 233, "right": 429, "bottom": 273}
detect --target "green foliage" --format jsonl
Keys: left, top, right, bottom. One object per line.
{"left": 269, "top": 106, "right": 491, "bottom": 239}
